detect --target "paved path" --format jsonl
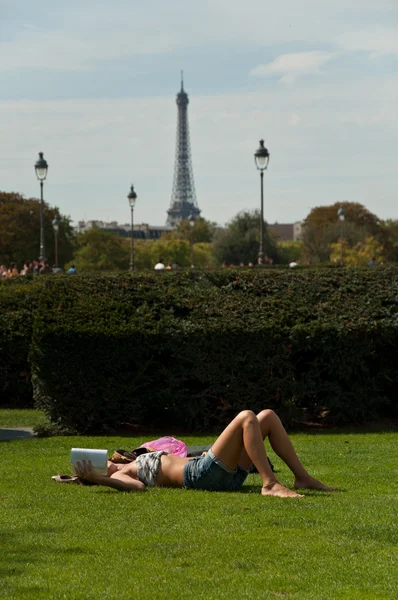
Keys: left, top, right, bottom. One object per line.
{"left": 0, "top": 427, "right": 36, "bottom": 441}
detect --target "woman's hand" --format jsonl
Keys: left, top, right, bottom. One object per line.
{"left": 73, "top": 459, "right": 99, "bottom": 482}
{"left": 73, "top": 459, "right": 146, "bottom": 492}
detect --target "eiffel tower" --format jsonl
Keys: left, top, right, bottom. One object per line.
{"left": 167, "top": 73, "right": 201, "bottom": 227}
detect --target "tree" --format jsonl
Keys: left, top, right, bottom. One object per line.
{"left": 277, "top": 241, "right": 305, "bottom": 264}
{"left": 379, "top": 219, "right": 398, "bottom": 262}
{"left": 305, "top": 202, "right": 380, "bottom": 232}
{"left": 191, "top": 243, "right": 214, "bottom": 267}
{"left": 0, "top": 191, "right": 75, "bottom": 268}
{"left": 330, "top": 236, "right": 385, "bottom": 266}
{"left": 134, "top": 240, "right": 156, "bottom": 270}
{"left": 212, "top": 210, "right": 279, "bottom": 266}
{"left": 152, "top": 237, "right": 191, "bottom": 267}
{"left": 303, "top": 202, "right": 383, "bottom": 264}
{"left": 71, "top": 228, "right": 130, "bottom": 272}
{"left": 174, "top": 217, "right": 217, "bottom": 244}
{"left": 133, "top": 238, "right": 214, "bottom": 269}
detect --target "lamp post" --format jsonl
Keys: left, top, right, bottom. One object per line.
{"left": 127, "top": 184, "right": 137, "bottom": 271}
{"left": 188, "top": 213, "right": 195, "bottom": 268}
{"left": 52, "top": 218, "right": 59, "bottom": 268}
{"left": 254, "top": 140, "right": 270, "bottom": 264}
{"left": 34, "top": 152, "right": 48, "bottom": 260}
{"left": 337, "top": 206, "right": 345, "bottom": 266}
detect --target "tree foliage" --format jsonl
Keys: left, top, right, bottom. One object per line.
{"left": 379, "top": 219, "right": 398, "bottom": 262}
{"left": 151, "top": 237, "right": 191, "bottom": 267}
{"left": 191, "top": 243, "right": 214, "bottom": 267}
{"left": 303, "top": 202, "right": 384, "bottom": 264}
{"left": 71, "top": 228, "right": 130, "bottom": 272}
{"left": 69, "top": 230, "right": 214, "bottom": 272}
{"left": 305, "top": 202, "right": 380, "bottom": 231}
{"left": 212, "top": 210, "right": 279, "bottom": 266}
{"left": 174, "top": 217, "right": 217, "bottom": 244}
{"left": 330, "top": 236, "right": 385, "bottom": 266}
{"left": 135, "top": 237, "right": 214, "bottom": 269}
{"left": 0, "top": 191, "right": 74, "bottom": 268}
{"left": 277, "top": 241, "right": 305, "bottom": 264}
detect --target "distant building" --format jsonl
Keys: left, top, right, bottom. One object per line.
{"left": 75, "top": 219, "right": 305, "bottom": 242}
{"left": 268, "top": 221, "right": 303, "bottom": 242}
{"left": 293, "top": 221, "right": 304, "bottom": 241}
{"left": 269, "top": 223, "right": 294, "bottom": 242}
{"left": 76, "top": 220, "right": 172, "bottom": 239}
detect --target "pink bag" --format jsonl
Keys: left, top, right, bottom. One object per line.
{"left": 140, "top": 436, "right": 187, "bottom": 457}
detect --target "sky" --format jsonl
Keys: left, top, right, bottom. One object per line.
{"left": 1, "top": 0, "right": 398, "bottom": 227}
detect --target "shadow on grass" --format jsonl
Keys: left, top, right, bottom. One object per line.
{"left": 111, "top": 417, "right": 398, "bottom": 439}
{"left": 287, "top": 418, "right": 398, "bottom": 435}
{"left": 0, "top": 428, "right": 35, "bottom": 442}
{"left": 0, "top": 527, "right": 93, "bottom": 586}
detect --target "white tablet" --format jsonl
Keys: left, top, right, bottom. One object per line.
{"left": 70, "top": 448, "right": 108, "bottom": 475}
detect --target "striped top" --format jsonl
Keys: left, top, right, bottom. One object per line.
{"left": 135, "top": 451, "right": 167, "bottom": 487}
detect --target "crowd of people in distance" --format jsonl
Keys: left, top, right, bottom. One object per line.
{"left": 0, "top": 260, "right": 77, "bottom": 279}
{"left": 221, "top": 256, "right": 274, "bottom": 269}
{"left": 153, "top": 256, "right": 276, "bottom": 271}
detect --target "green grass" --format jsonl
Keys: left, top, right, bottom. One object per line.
{"left": 0, "top": 409, "right": 49, "bottom": 428}
{"left": 1, "top": 411, "right": 397, "bottom": 599}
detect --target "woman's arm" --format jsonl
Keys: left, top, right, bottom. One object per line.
{"left": 74, "top": 460, "right": 146, "bottom": 492}
{"left": 96, "top": 472, "right": 146, "bottom": 492}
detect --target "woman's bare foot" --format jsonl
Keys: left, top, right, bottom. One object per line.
{"left": 262, "top": 482, "right": 304, "bottom": 498}
{"left": 294, "top": 475, "right": 338, "bottom": 491}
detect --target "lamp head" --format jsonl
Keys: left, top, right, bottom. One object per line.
{"left": 128, "top": 184, "right": 137, "bottom": 209}
{"left": 337, "top": 207, "right": 345, "bottom": 222}
{"left": 35, "top": 152, "right": 48, "bottom": 181}
{"left": 254, "top": 140, "right": 270, "bottom": 171}
{"left": 52, "top": 217, "right": 59, "bottom": 233}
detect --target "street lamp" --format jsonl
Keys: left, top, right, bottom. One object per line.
{"left": 188, "top": 213, "right": 195, "bottom": 268}
{"left": 254, "top": 140, "right": 270, "bottom": 263}
{"left": 127, "top": 184, "right": 137, "bottom": 271}
{"left": 34, "top": 152, "right": 48, "bottom": 260}
{"left": 52, "top": 218, "right": 59, "bottom": 268}
{"left": 337, "top": 206, "right": 345, "bottom": 266}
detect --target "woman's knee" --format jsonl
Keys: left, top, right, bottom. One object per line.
{"left": 257, "top": 409, "right": 278, "bottom": 423}
{"left": 237, "top": 410, "right": 257, "bottom": 425}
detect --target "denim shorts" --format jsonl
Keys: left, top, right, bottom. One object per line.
{"left": 183, "top": 449, "right": 249, "bottom": 491}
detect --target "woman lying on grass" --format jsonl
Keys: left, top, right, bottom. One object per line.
{"left": 74, "top": 409, "right": 337, "bottom": 498}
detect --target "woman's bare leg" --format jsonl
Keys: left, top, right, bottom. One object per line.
{"left": 238, "top": 410, "right": 336, "bottom": 491}
{"left": 211, "top": 410, "right": 303, "bottom": 498}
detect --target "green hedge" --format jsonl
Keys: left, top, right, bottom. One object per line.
{"left": 0, "top": 277, "right": 42, "bottom": 408}
{"left": 25, "top": 268, "right": 398, "bottom": 433}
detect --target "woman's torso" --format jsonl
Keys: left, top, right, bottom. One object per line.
{"left": 126, "top": 453, "right": 191, "bottom": 487}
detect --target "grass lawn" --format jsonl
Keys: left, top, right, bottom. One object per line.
{"left": 0, "top": 409, "right": 49, "bottom": 429}
{"left": 1, "top": 411, "right": 397, "bottom": 599}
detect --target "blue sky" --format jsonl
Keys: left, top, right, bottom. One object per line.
{"left": 1, "top": 0, "right": 397, "bottom": 227}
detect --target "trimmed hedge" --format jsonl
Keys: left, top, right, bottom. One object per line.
{"left": 0, "top": 277, "right": 42, "bottom": 408}
{"left": 25, "top": 268, "right": 398, "bottom": 433}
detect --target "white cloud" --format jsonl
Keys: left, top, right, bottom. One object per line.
{"left": 337, "top": 28, "right": 398, "bottom": 57}
{"left": 250, "top": 52, "right": 338, "bottom": 83}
